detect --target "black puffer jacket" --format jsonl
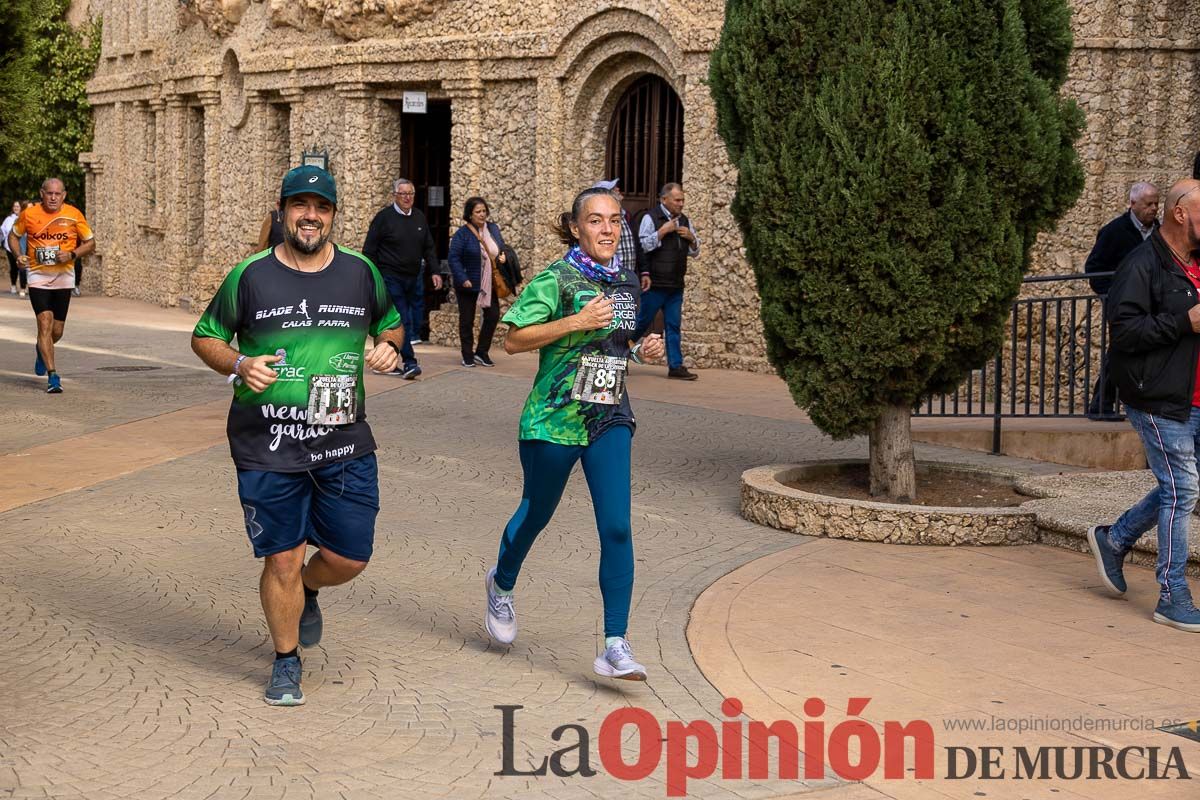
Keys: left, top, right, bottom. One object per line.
{"left": 1107, "top": 231, "right": 1200, "bottom": 421}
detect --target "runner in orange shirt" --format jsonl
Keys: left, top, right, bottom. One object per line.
{"left": 7, "top": 178, "right": 96, "bottom": 393}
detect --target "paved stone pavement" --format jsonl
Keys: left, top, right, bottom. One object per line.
{"left": 691, "top": 539, "right": 1200, "bottom": 799}
{"left": 0, "top": 294, "right": 1071, "bottom": 800}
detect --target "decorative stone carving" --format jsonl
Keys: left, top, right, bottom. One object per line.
{"left": 183, "top": 0, "right": 250, "bottom": 36}
{"left": 266, "top": 0, "right": 449, "bottom": 40}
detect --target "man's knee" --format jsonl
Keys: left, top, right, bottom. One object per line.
{"left": 262, "top": 545, "right": 306, "bottom": 582}
{"left": 319, "top": 548, "right": 369, "bottom": 579}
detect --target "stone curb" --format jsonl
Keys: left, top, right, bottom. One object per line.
{"left": 742, "top": 461, "right": 1200, "bottom": 576}
{"left": 741, "top": 460, "right": 1038, "bottom": 547}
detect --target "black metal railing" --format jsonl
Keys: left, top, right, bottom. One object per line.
{"left": 914, "top": 273, "right": 1119, "bottom": 453}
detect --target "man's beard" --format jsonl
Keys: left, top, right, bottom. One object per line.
{"left": 286, "top": 225, "right": 329, "bottom": 255}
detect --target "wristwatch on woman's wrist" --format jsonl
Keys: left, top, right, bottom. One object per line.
{"left": 629, "top": 342, "right": 644, "bottom": 364}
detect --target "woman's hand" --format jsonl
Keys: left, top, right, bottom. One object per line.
{"left": 462, "top": 280, "right": 473, "bottom": 289}
{"left": 573, "top": 294, "right": 614, "bottom": 332}
{"left": 639, "top": 333, "right": 665, "bottom": 362}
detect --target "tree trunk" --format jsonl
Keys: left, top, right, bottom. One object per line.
{"left": 869, "top": 404, "right": 917, "bottom": 503}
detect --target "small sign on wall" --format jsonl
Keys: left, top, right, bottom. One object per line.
{"left": 403, "top": 91, "right": 427, "bottom": 114}
{"left": 428, "top": 186, "right": 444, "bottom": 207}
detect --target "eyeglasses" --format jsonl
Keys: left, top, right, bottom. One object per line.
{"left": 395, "top": 191, "right": 415, "bottom": 198}
{"left": 1177, "top": 186, "right": 1199, "bottom": 207}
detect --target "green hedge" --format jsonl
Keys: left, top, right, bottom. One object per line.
{"left": 0, "top": 0, "right": 101, "bottom": 209}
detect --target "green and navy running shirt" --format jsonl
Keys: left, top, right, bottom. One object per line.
{"left": 502, "top": 259, "right": 641, "bottom": 445}
{"left": 193, "top": 245, "right": 402, "bottom": 472}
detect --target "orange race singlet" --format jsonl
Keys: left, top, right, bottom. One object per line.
{"left": 12, "top": 203, "right": 93, "bottom": 290}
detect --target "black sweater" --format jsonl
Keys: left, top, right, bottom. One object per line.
{"left": 1084, "top": 212, "right": 1152, "bottom": 296}
{"left": 362, "top": 205, "right": 439, "bottom": 279}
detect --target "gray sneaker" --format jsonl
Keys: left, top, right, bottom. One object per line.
{"left": 299, "top": 592, "right": 322, "bottom": 647}
{"left": 484, "top": 566, "right": 517, "bottom": 644}
{"left": 593, "top": 637, "right": 647, "bottom": 681}
{"left": 264, "top": 656, "right": 305, "bottom": 706}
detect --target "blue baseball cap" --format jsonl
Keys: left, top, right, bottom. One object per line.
{"left": 280, "top": 165, "right": 337, "bottom": 207}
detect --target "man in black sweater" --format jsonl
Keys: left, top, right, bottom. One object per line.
{"left": 1084, "top": 181, "right": 1159, "bottom": 418}
{"left": 363, "top": 178, "right": 441, "bottom": 379}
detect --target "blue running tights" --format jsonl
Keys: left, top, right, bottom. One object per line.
{"left": 494, "top": 425, "right": 634, "bottom": 637}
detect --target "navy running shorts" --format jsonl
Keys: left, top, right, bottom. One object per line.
{"left": 236, "top": 452, "right": 379, "bottom": 561}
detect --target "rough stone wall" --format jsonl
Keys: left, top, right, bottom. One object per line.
{"left": 82, "top": 0, "right": 1199, "bottom": 373}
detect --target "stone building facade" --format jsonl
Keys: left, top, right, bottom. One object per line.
{"left": 81, "top": 0, "right": 1200, "bottom": 372}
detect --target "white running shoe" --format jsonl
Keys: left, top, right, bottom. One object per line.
{"left": 593, "top": 637, "right": 647, "bottom": 681}
{"left": 484, "top": 566, "right": 517, "bottom": 644}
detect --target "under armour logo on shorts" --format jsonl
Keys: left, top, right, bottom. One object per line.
{"left": 243, "top": 504, "right": 264, "bottom": 539}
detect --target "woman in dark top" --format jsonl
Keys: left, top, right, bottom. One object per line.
{"left": 448, "top": 197, "right": 509, "bottom": 367}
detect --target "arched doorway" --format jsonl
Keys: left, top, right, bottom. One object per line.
{"left": 605, "top": 75, "right": 683, "bottom": 213}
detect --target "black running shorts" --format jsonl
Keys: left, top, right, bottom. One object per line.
{"left": 28, "top": 287, "right": 72, "bottom": 321}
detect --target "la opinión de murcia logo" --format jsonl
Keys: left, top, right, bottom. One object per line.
{"left": 495, "top": 698, "right": 1191, "bottom": 797}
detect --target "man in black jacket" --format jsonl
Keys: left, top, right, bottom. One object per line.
{"left": 363, "top": 178, "right": 441, "bottom": 379}
{"left": 1083, "top": 181, "right": 1159, "bottom": 418}
{"left": 1087, "top": 178, "right": 1200, "bottom": 633}
{"left": 633, "top": 183, "right": 701, "bottom": 380}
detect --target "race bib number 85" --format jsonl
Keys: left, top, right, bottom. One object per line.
{"left": 571, "top": 354, "right": 627, "bottom": 405}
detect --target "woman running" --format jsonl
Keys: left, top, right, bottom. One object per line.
{"left": 483, "top": 186, "right": 664, "bottom": 680}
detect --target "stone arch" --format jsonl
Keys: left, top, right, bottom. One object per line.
{"left": 554, "top": 10, "right": 686, "bottom": 210}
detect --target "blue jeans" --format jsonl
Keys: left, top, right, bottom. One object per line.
{"left": 1109, "top": 406, "right": 1198, "bottom": 603}
{"left": 634, "top": 288, "right": 684, "bottom": 369}
{"left": 495, "top": 425, "right": 634, "bottom": 637}
{"left": 382, "top": 274, "right": 421, "bottom": 369}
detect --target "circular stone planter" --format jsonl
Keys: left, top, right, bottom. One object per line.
{"left": 741, "top": 460, "right": 1039, "bottom": 546}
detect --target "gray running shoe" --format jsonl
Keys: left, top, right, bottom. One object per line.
{"left": 264, "top": 656, "right": 305, "bottom": 706}
{"left": 484, "top": 566, "right": 517, "bottom": 644}
{"left": 299, "top": 592, "right": 322, "bottom": 647}
{"left": 593, "top": 637, "right": 647, "bottom": 681}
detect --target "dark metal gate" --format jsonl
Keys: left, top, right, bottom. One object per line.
{"left": 605, "top": 75, "right": 684, "bottom": 214}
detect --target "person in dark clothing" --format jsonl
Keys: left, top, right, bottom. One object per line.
{"left": 632, "top": 183, "right": 701, "bottom": 380}
{"left": 1084, "top": 181, "right": 1160, "bottom": 418}
{"left": 1086, "top": 178, "right": 1200, "bottom": 634}
{"left": 448, "top": 196, "right": 508, "bottom": 368}
{"left": 363, "top": 178, "right": 442, "bottom": 379}
{"left": 256, "top": 204, "right": 285, "bottom": 252}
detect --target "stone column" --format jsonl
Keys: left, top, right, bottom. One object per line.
{"left": 279, "top": 87, "right": 304, "bottom": 171}
{"left": 444, "top": 74, "right": 486, "bottom": 219}
{"left": 246, "top": 89, "right": 280, "bottom": 225}
{"left": 531, "top": 75, "right": 563, "bottom": 271}
{"left": 77, "top": 150, "right": 108, "bottom": 294}
{"left": 195, "top": 88, "right": 223, "bottom": 304}
{"left": 334, "top": 82, "right": 382, "bottom": 249}
{"left": 160, "top": 92, "right": 189, "bottom": 306}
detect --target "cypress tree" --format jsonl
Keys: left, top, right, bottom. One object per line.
{"left": 710, "top": 0, "right": 1084, "bottom": 500}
